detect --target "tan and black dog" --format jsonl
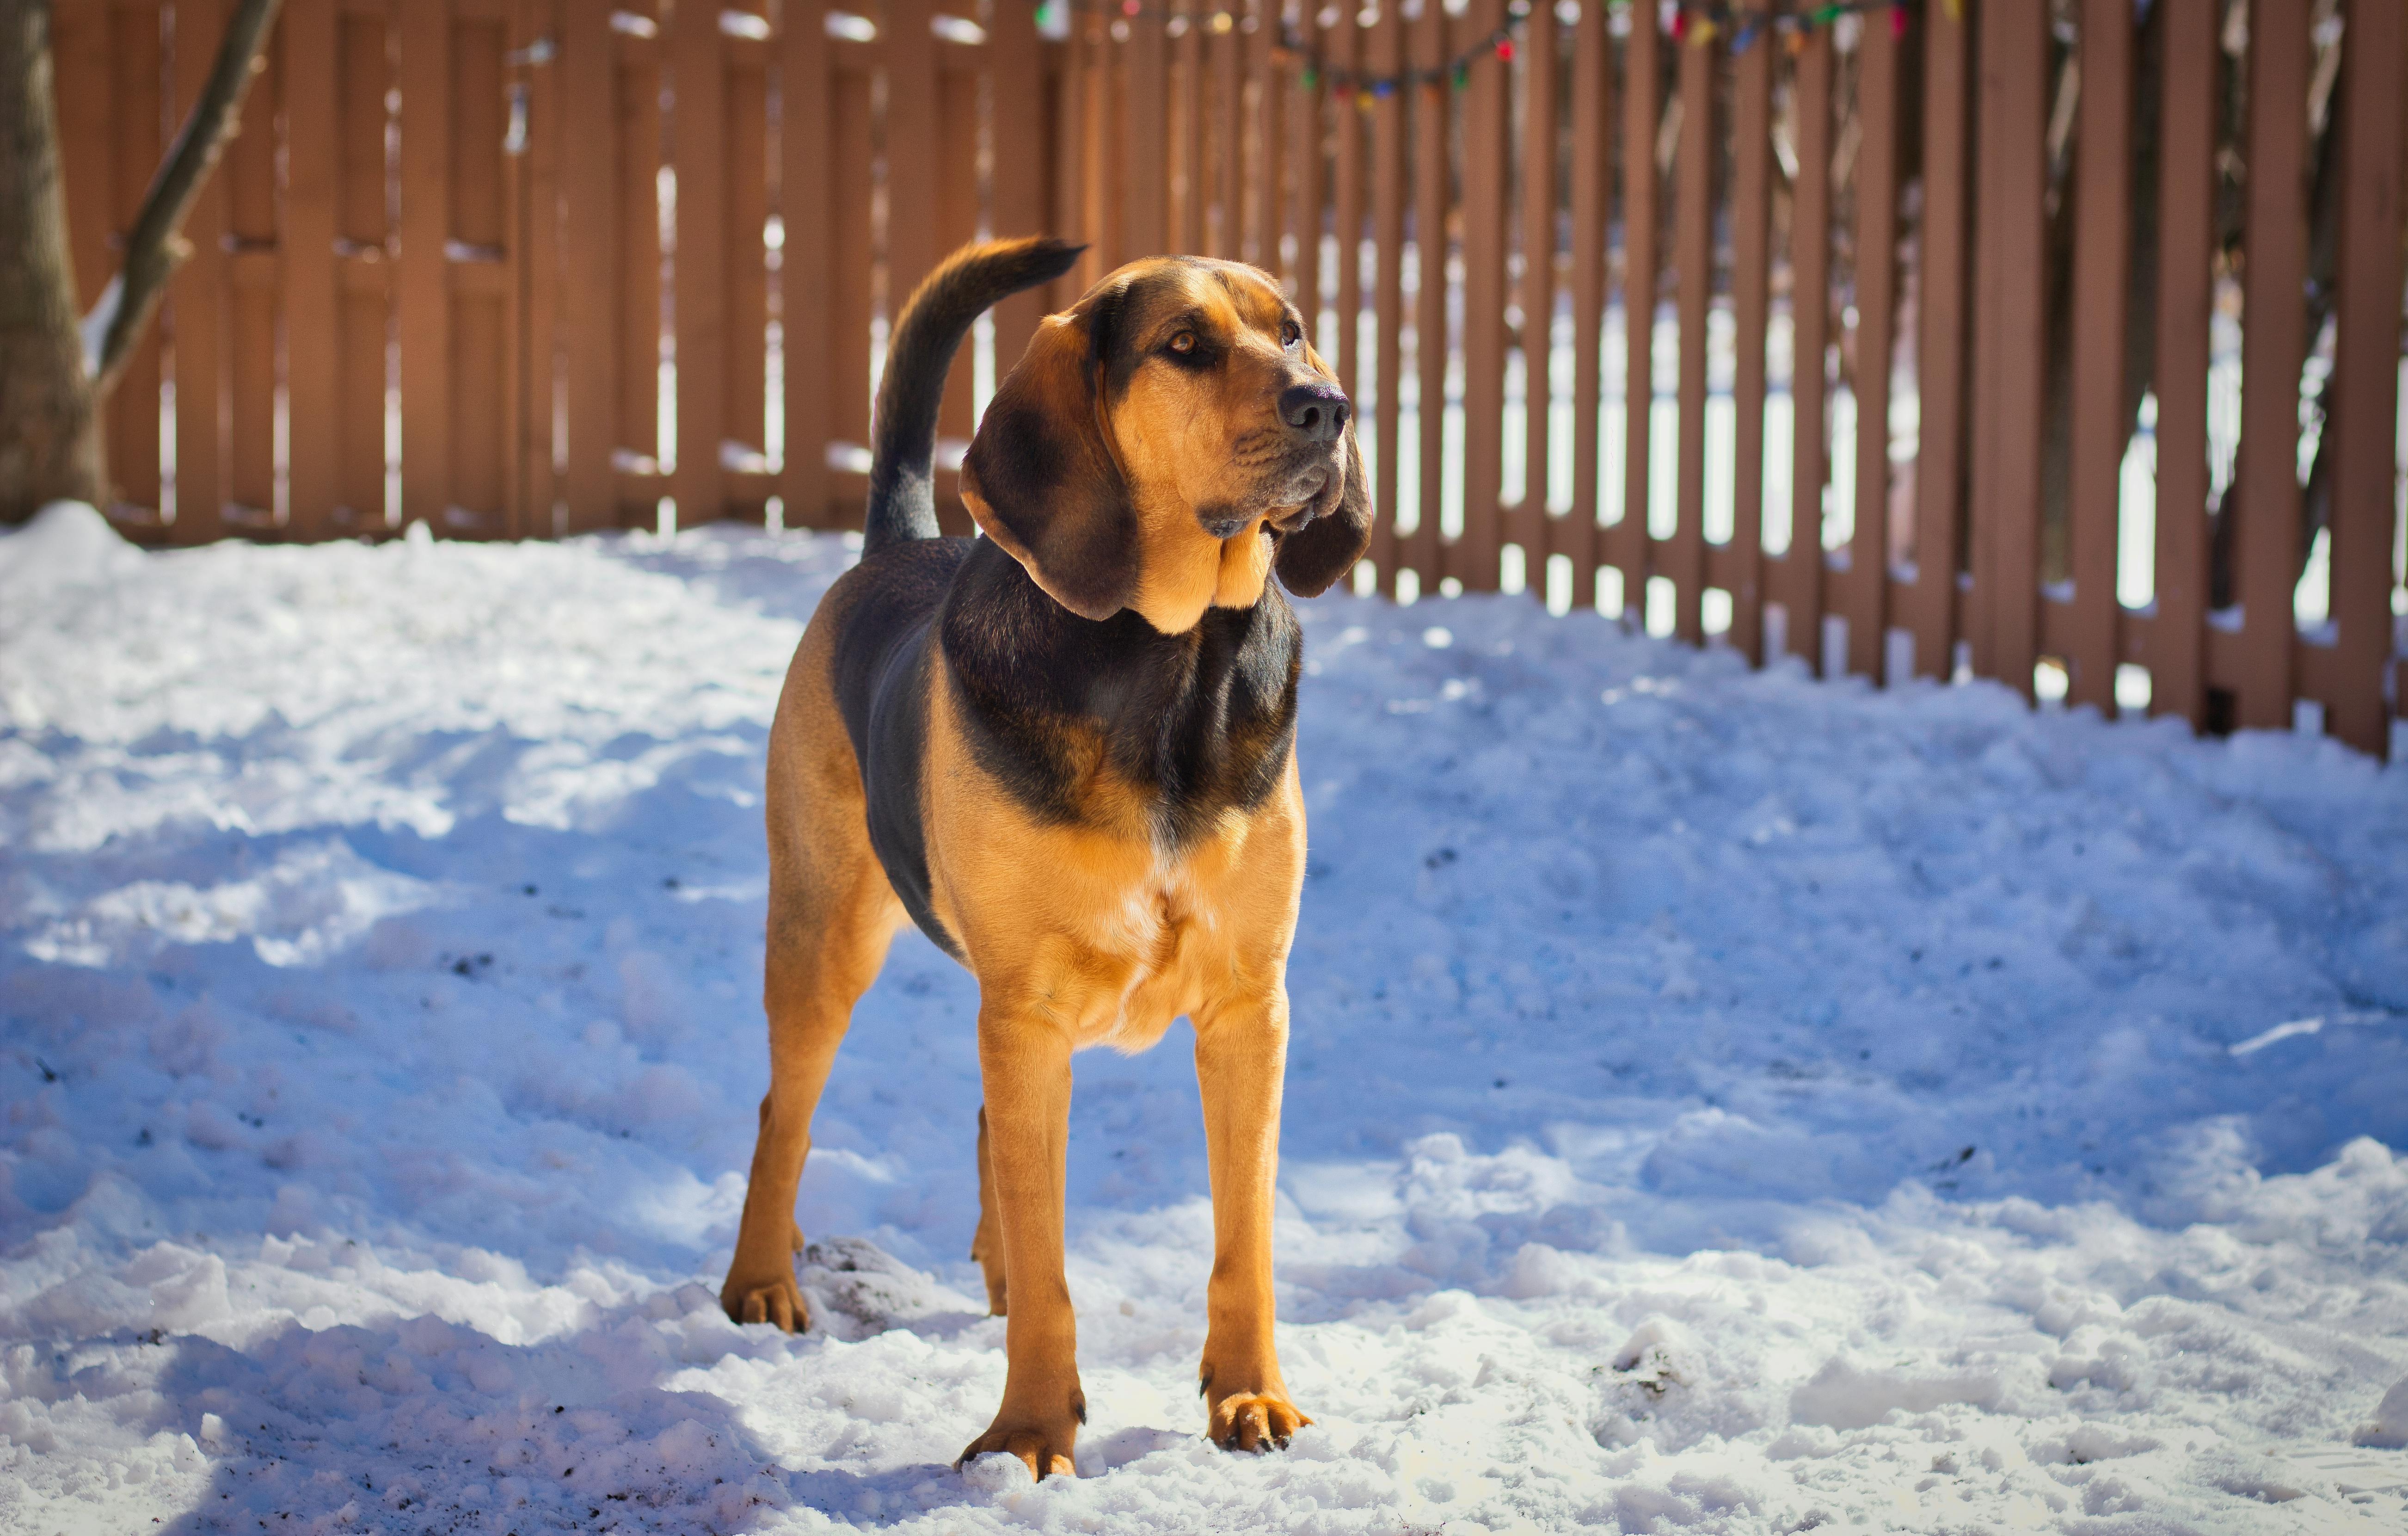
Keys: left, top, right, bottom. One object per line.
{"left": 719, "top": 236, "right": 1370, "bottom": 1479}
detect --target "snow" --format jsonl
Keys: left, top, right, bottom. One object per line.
{"left": 2, "top": 500, "right": 2405, "bottom": 1533}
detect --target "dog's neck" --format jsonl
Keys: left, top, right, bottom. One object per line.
{"left": 938, "top": 537, "right": 1300, "bottom": 844}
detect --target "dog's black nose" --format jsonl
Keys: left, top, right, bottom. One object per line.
{"left": 1279, "top": 382, "right": 1350, "bottom": 443}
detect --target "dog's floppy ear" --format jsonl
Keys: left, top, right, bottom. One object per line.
{"left": 960, "top": 304, "right": 1138, "bottom": 621}
{"left": 1274, "top": 350, "right": 1373, "bottom": 597}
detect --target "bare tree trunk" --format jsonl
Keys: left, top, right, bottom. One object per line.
{"left": 0, "top": 0, "right": 103, "bottom": 522}
{"left": 0, "top": 0, "right": 283, "bottom": 525}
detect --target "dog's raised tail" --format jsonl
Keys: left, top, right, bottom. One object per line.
{"left": 865, "top": 236, "right": 1085, "bottom": 556}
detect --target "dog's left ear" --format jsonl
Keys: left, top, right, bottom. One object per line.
{"left": 960, "top": 301, "right": 1140, "bottom": 622}
{"left": 1274, "top": 348, "right": 1373, "bottom": 597}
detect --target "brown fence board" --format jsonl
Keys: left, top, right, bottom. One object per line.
{"left": 829, "top": 40, "right": 874, "bottom": 466}
{"left": 1516, "top": 0, "right": 1556, "bottom": 576}
{"left": 1396, "top": 4, "right": 1438, "bottom": 593}
{"left": 778, "top": 0, "right": 834, "bottom": 526}
{"left": 1726, "top": 21, "right": 1769, "bottom": 661}
{"left": 512, "top": 0, "right": 558, "bottom": 537}
{"left": 282, "top": 0, "right": 339, "bottom": 540}
{"left": 107, "top": 1, "right": 166, "bottom": 520}
{"left": 726, "top": 15, "right": 774, "bottom": 492}
{"left": 1908, "top": 0, "right": 1969, "bottom": 680}
{"left": 990, "top": 3, "right": 1048, "bottom": 367}
{"left": 451, "top": 7, "right": 510, "bottom": 531}
{"left": 1292, "top": 31, "right": 1324, "bottom": 321}
{"left": 335, "top": 3, "right": 387, "bottom": 529}
{"left": 617, "top": 17, "right": 664, "bottom": 521}
{"left": 1126, "top": 2, "right": 1169, "bottom": 259}
{"left": 170, "top": 0, "right": 227, "bottom": 544}
{"left": 1844, "top": 12, "right": 1897, "bottom": 678}
{"left": 1968, "top": 0, "right": 2045, "bottom": 692}
{"left": 52, "top": 2, "right": 114, "bottom": 311}
{"left": 225, "top": 19, "right": 280, "bottom": 527}
{"left": 1248, "top": 0, "right": 1280, "bottom": 272}
{"left": 1175, "top": 1, "right": 1205, "bottom": 254}
{"left": 1614, "top": 0, "right": 1658, "bottom": 615}
{"left": 1369, "top": 4, "right": 1406, "bottom": 588}
{"left": 935, "top": 36, "right": 980, "bottom": 415}
{"left": 1565, "top": 0, "right": 1608, "bottom": 612}
{"left": 1329, "top": 8, "right": 1361, "bottom": 401}
{"left": 2145, "top": 0, "right": 2217, "bottom": 726}
{"left": 1459, "top": 0, "right": 1507, "bottom": 594}
{"left": 1669, "top": 24, "right": 1710, "bottom": 643}
{"left": 1211, "top": 7, "right": 1241, "bottom": 259}
{"left": 395, "top": 0, "right": 450, "bottom": 529}
{"left": 558, "top": 1, "right": 618, "bottom": 530}
{"left": 2231, "top": 0, "right": 2310, "bottom": 730}
{"left": 2065, "top": 0, "right": 2132, "bottom": 709}
{"left": 2324, "top": 0, "right": 2402, "bottom": 757}
{"left": 668, "top": 0, "right": 725, "bottom": 524}
{"left": 1778, "top": 29, "right": 1831, "bottom": 665}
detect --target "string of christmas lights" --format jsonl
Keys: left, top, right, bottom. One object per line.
{"left": 1056, "top": 0, "right": 1933, "bottom": 109}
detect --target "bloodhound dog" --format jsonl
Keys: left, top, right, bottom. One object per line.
{"left": 719, "top": 236, "right": 1371, "bottom": 1480}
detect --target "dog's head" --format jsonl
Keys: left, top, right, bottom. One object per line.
{"left": 959, "top": 256, "right": 1372, "bottom": 631}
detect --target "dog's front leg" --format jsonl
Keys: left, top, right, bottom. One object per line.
{"left": 957, "top": 1007, "right": 1083, "bottom": 1479}
{"left": 1193, "top": 986, "right": 1311, "bottom": 1451}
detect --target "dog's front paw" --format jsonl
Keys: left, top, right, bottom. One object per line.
{"left": 720, "top": 1267, "right": 809, "bottom": 1332}
{"left": 957, "top": 1391, "right": 1084, "bottom": 1481}
{"left": 1207, "top": 1390, "right": 1310, "bottom": 1452}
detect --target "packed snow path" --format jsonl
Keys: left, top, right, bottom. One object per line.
{"left": 2, "top": 504, "right": 2405, "bottom": 1534}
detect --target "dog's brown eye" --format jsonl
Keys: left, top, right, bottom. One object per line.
{"left": 1168, "top": 330, "right": 1197, "bottom": 355}
{"left": 1280, "top": 320, "right": 1302, "bottom": 348}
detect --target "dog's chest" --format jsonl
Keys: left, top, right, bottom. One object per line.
{"left": 1043, "top": 845, "right": 1243, "bottom": 1051}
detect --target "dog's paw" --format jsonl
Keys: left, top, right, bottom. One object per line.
{"left": 1207, "top": 1391, "right": 1310, "bottom": 1453}
{"left": 720, "top": 1269, "right": 809, "bottom": 1333}
{"left": 956, "top": 1421, "right": 1077, "bottom": 1481}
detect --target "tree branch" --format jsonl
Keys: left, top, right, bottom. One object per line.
{"left": 90, "top": 0, "right": 283, "bottom": 399}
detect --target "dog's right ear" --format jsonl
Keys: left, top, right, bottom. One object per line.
{"left": 959, "top": 305, "right": 1139, "bottom": 622}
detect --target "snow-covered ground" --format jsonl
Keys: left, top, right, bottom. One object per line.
{"left": 2, "top": 501, "right": 2405, "bottom": 1534}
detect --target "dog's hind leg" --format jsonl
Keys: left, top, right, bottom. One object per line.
{"left": 722, "top": 637, "right": 905, "bottom": 1332}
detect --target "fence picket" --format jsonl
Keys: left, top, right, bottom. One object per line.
{"left": 283, "top": 0, "right": 338, "bottom": 541}
{"left": 1845, "top": 11, "right": 1898, "bottom": 679}
{"left": 1968, "top": 0, "right": 2045, "bottom": 693}
{"left": 725, "top": 10, "right": 775, "bottom": 519}
{"left": 1516, "top": 0, "right": 1556, "bottom": 584}
{"left": 1778, "top": 29, "right": 1831, "bottom": 666}
{"left": 106, "top": 2, "right": 166, "bottom": 523}
{"left": 1400, "top": 0, "right": 1440, "bottom": 595}
{"left": 1726, "top": 19, "right": 1768, "bottom": 661}
{"left": 1566, "top": 0, "right": 1608, "bottom": 613}
{"left": 1614, "top": 0, "right": 1659, "bottom": 619}
{"left": 1370, "top": 3, "right": 1405, "bottom": 588}
{"left": 2231, "top": 0, "right": 2310, "bottom": 730}
{"left": 1329, "top": 6, "right": 1362, "bottom": 402}
{"left": 990, "top": 0, "right": 1049, "bottom": 367}
{"left": 1670, "top": 23, "right": 1710, "bottom": 643}
{"left": 2328, "top": 0, "right": 2405, "bottom": 756}
{"left": 2147, "top": 0, "right": 2216, "bottom": 727}
{"left": 166, "top": 0, "right": 227, "bottom": 543}
{"left": 2066, "top": 0, "right": 2133, "bottom": 710}
{"left": 1908, "top": 0, "right": 1969, "bottom": 681}
{"left": 1460, "top": 0, "right": 1507, "bottom": 594}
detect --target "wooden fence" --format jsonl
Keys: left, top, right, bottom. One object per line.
{"left": 49, "top": 0, "right": 2408, "bottom": 757}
